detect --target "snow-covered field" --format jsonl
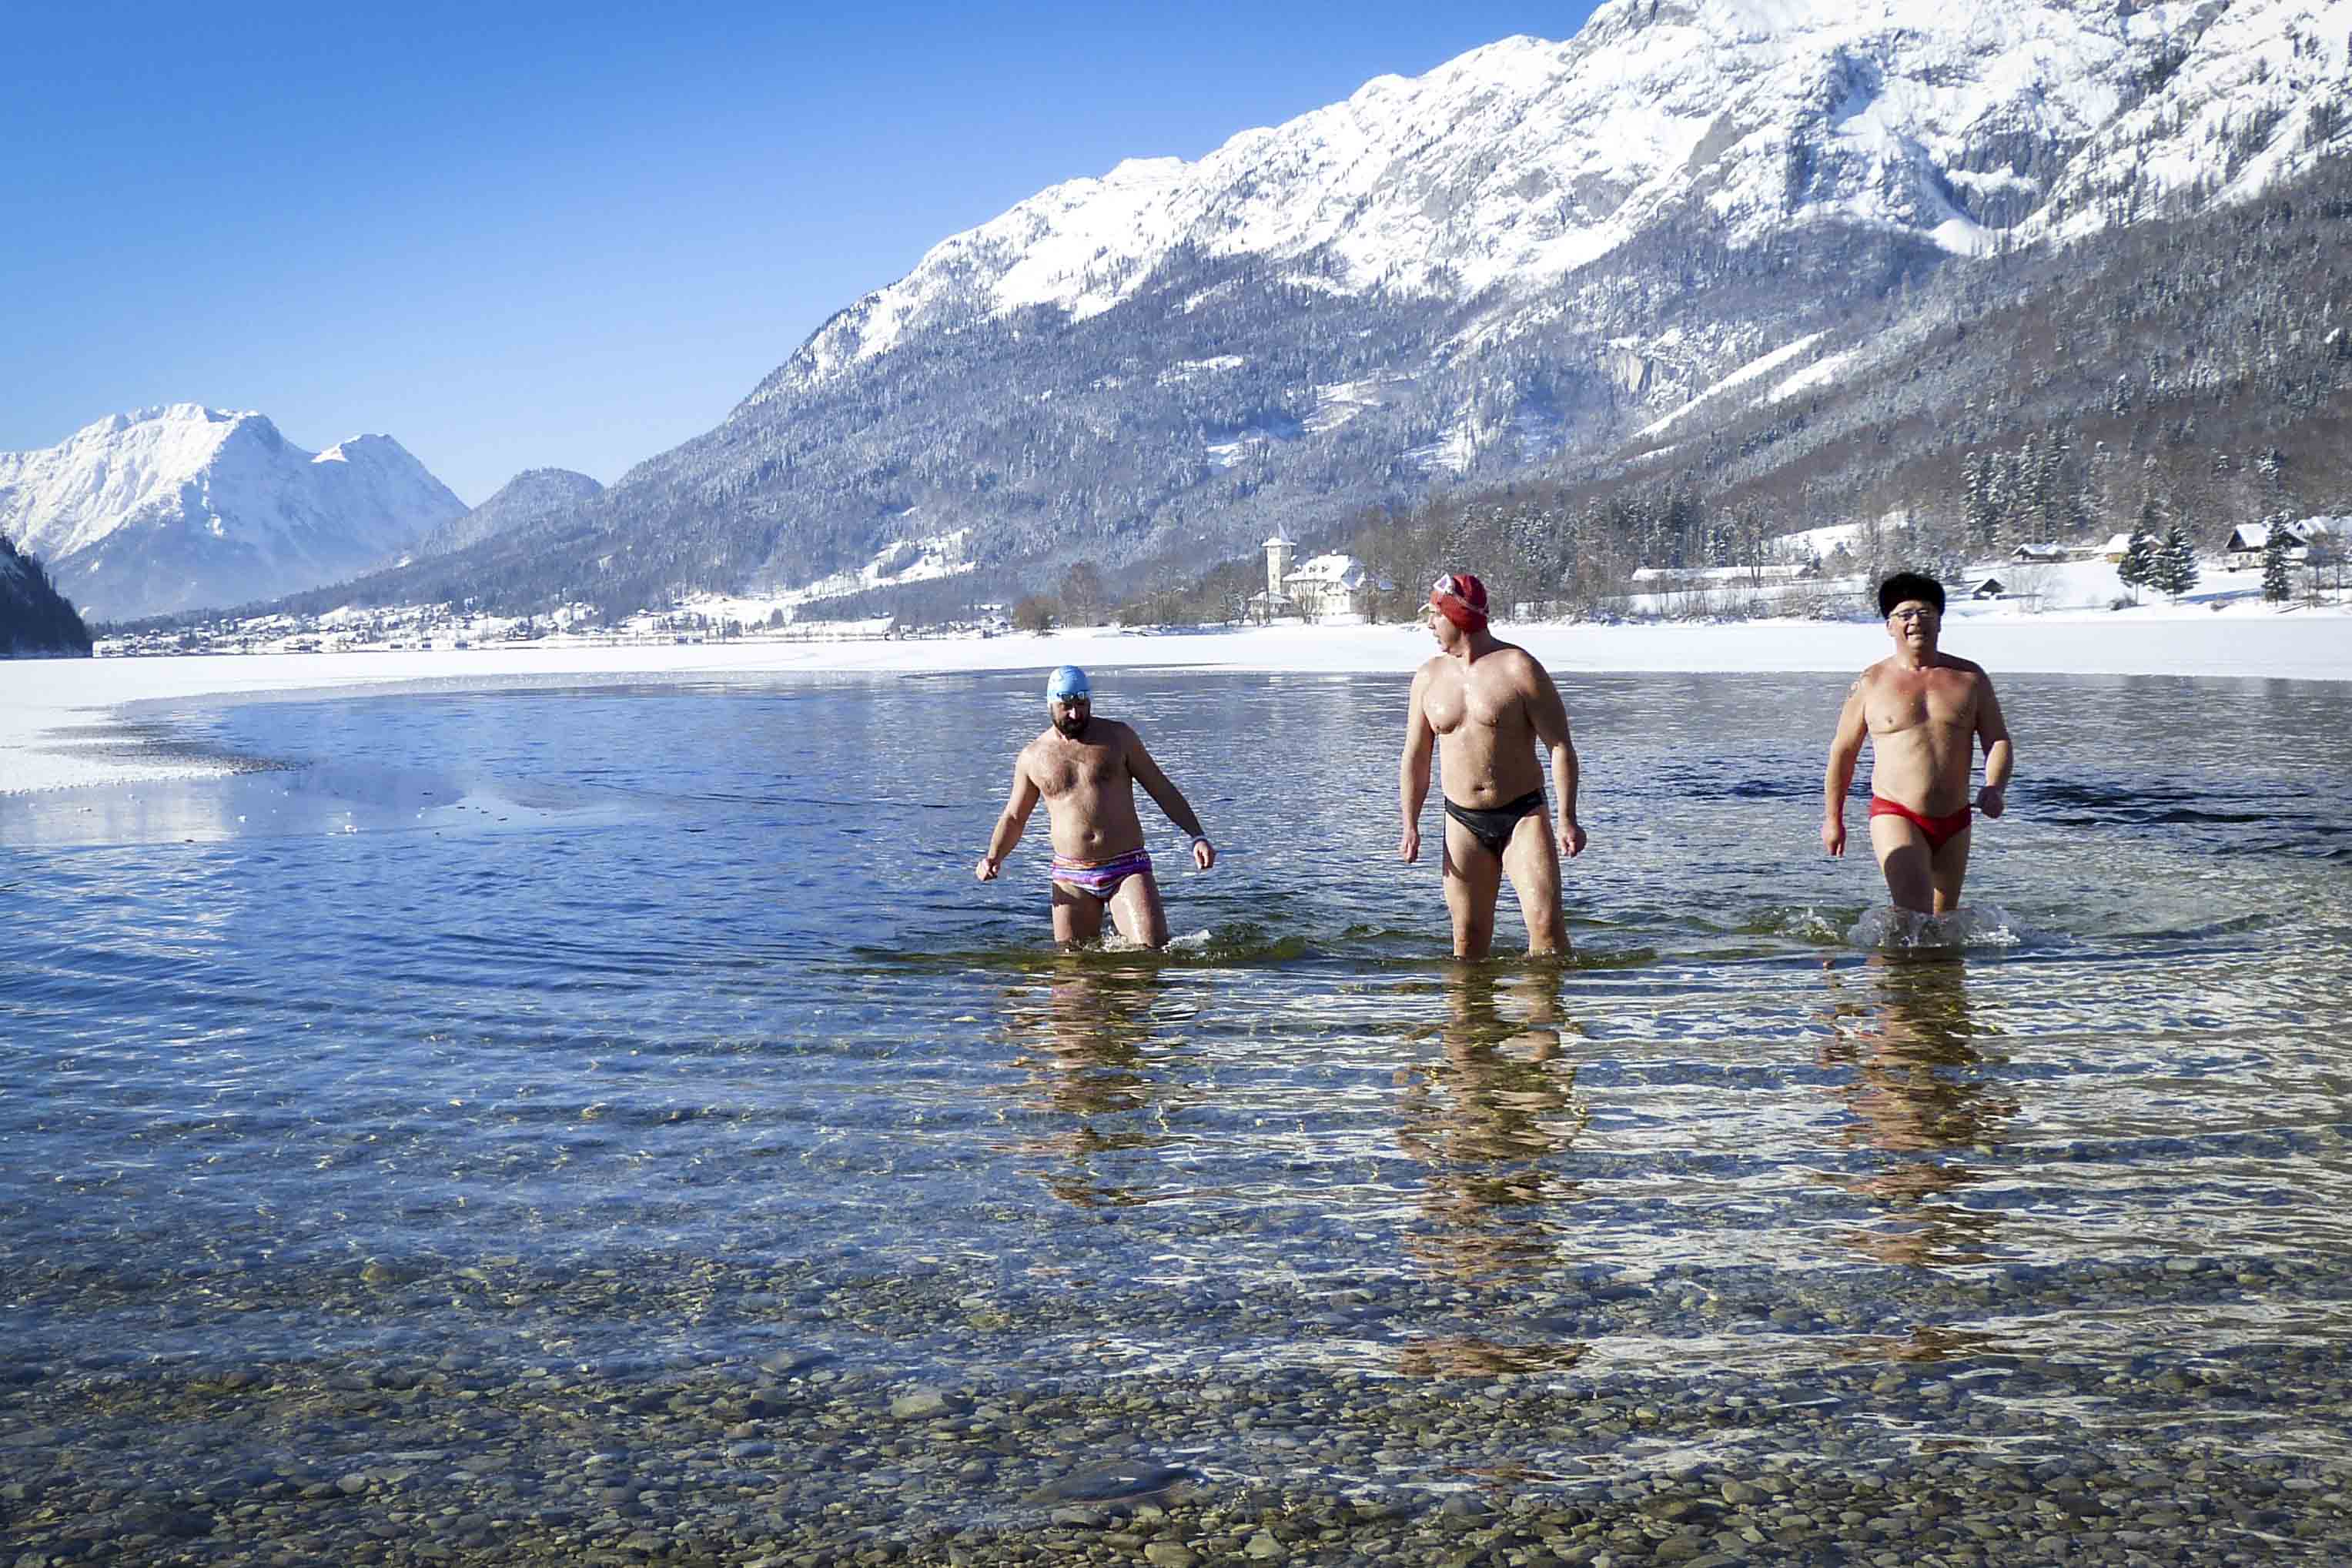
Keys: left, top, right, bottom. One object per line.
{"left": 6, "top": 597, "right": 2347, "bottom": 797}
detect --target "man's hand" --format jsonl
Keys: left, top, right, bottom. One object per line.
{"left": 1979, "top": 783, "right": 2006, "bottom": 819}
{"left": 1400, "top": 823, "right": 1421, "bottom": 863}
{"left": 1822, "top": 816, "right": 1846, "bottom": 858}
{"left": 1192, "top": 837, "right": 1216, "bottom": 872}
{"left": 1558, "top": 814, "right": 1588, "bottom": 858}
{"left": 975, "top": 854, "right": 1001, "bottom": 882}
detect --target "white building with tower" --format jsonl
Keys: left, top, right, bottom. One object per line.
{"left": 1250, "top": 527, "right": 1391, "bottom": 622}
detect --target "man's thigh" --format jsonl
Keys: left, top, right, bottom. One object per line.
{"left": 1106, "top": 870, "right": 1169, "bottom": 948}
{"left": 1051, "top": 881, "right": 1105, "bottom": 944}
{"left": 1928, "top": 830, "right": 1972, "bottom": 913}
{"left": 1501, "top": 813, "right": 1563, "bottom": 924}
{"left": 1867, "top": 816, "right": 1935, "bottom": 913}
{"left": 1442, "top": 819, "right": 1504, "bottom": 917}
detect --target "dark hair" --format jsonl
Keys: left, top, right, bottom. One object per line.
{"left": 1878, "top": 571, "right": 1946, "bottom": 617}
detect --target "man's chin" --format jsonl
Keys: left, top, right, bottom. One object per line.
{"left": 1055, "top": 718, "right": 1090, "bottom": 740}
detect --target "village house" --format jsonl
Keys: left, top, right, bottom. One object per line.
{"left": 2223, "top": 518, "right": 2337, "bottom": 568}
{"left": 1250, "top": 529, "right": 1391, "bottom": 621}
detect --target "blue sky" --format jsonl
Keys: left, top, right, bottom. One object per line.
{"left": 5, "top": 2, "right": 1602, "bottom": 504}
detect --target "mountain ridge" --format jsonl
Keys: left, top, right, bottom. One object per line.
{"left": 125, "top": 0, "right": 2352, "bottom": 624}
{"left": 412, "top": 468, "right": 604, "bottom": 558}
{"left": 0, "top": 404, "right": 467, "bottom": 620}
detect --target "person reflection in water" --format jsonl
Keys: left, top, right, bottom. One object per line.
{"left": 1816, "top": 956, "right": 2018, "bottom": 1269}
{"left": 978, "top": 665, "right": 1216, "bottom": 949}
{"left": 1822, "top": 571, "right": 2015, "bottom": 917}
{"left": 995, "top": 958, "right": 1187, "bottom": 1211}
{"left": 1393, "top": 967, "right": 1591, "bottom": 1379}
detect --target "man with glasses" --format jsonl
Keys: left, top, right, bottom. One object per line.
{"left": 1822, "top": 572, "right": 2015, "bottom": 915}
{"left": 976, "top": 664, "right": 1216, "bottom": 948}
{"left": 1400, "top": 571, "right": 1588, "bottom": 959}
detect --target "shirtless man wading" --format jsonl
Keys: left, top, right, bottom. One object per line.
{"left": 1823, "top": 571, "right": 2016, "bottom": 915}
{"left": 976, "top": 666, "right": 1216, "bottom": 948}
{"left": 1399, "top": 572, "right": 1588, "bottom": 960}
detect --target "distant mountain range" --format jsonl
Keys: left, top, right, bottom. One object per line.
{"left": 82, "top": 0, "right": 2352, "bottom": 626}
{"left": 0, "top": 405, "right": 465, "bottom": 621}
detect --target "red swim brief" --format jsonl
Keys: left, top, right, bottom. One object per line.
{"left": 1869, "top": 796, "right": 1972, "bottom": 852}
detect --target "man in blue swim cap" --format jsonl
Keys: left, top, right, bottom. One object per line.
{"left": 976, "top": 665, "right": 1216, "bottom": 948}
{"left": 1045, "top": 664, "right": 1089, "bottom": 732}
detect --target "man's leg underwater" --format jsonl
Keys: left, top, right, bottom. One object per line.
{"left": 1442, "top": 817, "right": 1504, "bottom": 961}
{"left": 1051, "top": 881, "right": 1106, "bottom": 946}
{"left": 1501, "top": 810, "right": 1565, "bottom": 957}
{"left": 1106, "top": 870, "right": 1171, "bottom": 949}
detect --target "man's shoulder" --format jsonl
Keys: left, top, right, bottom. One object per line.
{"left": 1481, "top": 640, "right": 1550, "bottom": 683}
{"left": 1935, "top": 652, "right": 1992, "bottom": 679}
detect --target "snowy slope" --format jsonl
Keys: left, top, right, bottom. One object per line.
{"left": 2032, "top": 0, "right": 2352, "bottom": 239}
{"left": 412, "top": 467, "right": 604, "bottom": 557}
{"left": 773, "top": 0, "right": 2330, "bottom": 395}
{"left": 0, "top": 405, "right": 465, "bottom": 620}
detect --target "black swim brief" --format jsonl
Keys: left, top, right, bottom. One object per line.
{"left": 1444, "top": 789, "right": 1546, "bottom": 857}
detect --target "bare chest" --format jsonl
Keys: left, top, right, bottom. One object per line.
{"left": 1866, "top": 671, "right": 1976, "bottom": 737}
{"left": 1424, "top": 673, "right": 1522, "bottom": 737}
{"left": 1032, "top": 743, "right": 1126, "bottom": 797}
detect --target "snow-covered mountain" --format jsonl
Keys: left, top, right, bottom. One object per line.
{"left": 0, "top": 404, "right": 465, "bottom": 621}
{"left": 411, "top": 467, "right": 604, "bottom": 558}
{"left": 288, "top": 0, "right": 2352, "bottom": 619}
{"left": 776, "top": 0, "right": 2343, "bottom": 390}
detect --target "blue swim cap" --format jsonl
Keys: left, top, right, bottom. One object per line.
{"left": 1046, "top": 665, "right": 1090, "bottom": 702}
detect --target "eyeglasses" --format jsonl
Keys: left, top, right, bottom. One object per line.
{"left": 1889, "top": 606, "right": 1938, "bottom": 622}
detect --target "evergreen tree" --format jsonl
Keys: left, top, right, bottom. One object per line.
{"left": 2261, "top": 517, "right": 2295, "bottom": 603}
{"left": 2153, "top": 523, "right": 2200, "bottom": 600}
{"left": 1959, "top": 450, "right": 1995, "bottom": 547}
{"left": 2116, "top": 507, "right": 2160, "bottom": 605}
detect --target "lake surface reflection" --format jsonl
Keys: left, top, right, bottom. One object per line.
{"left": 5, "top": 669, "right": 2350, "bottom": 1551}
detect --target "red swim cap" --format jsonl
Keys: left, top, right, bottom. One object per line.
{"left": 1429, "top": 571, "right": 1488, "bottom": 633}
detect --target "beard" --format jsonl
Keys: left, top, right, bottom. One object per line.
{"left": 1054, "top": 712, "right": 1091, "bottom": 740}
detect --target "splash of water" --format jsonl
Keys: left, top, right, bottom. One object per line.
{"left": 1847, "top": 904, "right": 2029, "bottom": 951}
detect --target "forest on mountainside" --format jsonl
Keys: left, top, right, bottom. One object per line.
{"left": 1103, "top": 158, "right": 2352, "bottom": 629}
{"left": 0, "top": 535, "right": 94, "bottom": 657}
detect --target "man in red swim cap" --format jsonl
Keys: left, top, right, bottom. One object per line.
{"left": 1399, "top": 571, "right": 1588, "bottom": 959}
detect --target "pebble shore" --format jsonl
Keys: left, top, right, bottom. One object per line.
{"left": 8, "top": 1289, "right": 2350, "bottom": 1568}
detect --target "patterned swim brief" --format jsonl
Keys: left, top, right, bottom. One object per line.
{"left": 1049, "top": 847, "right": 1153, "bottom": 899}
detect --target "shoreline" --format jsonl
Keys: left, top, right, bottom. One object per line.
{"left": 7, "top": 608, "right": 2349, "bottom": 797}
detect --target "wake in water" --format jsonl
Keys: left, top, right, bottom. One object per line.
{"left": 1847, "top": 903, "right": 2032, "bottom": 951}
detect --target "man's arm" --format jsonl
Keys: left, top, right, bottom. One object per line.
{"left": 1524, "top": 659, "right": 1587, "bottom": 858}
{"left": 1822, "top": 677, "right": 1870, "bottom": 857}
{"left": 1975, "top": 674, "right": 2013, "bottom": 817}
{"left": 1399, "top": 668, "right": 1435, "bottom": 862}
{"left": 975, "top": 755, "right": 1042, "bottom": 881}
{"left": 1128, "top": 733, "right": 1216, "bottom": 871}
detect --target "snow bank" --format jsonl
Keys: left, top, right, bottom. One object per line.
{"left": 5, "top": 603, "right": 2347, "bottom": 796}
